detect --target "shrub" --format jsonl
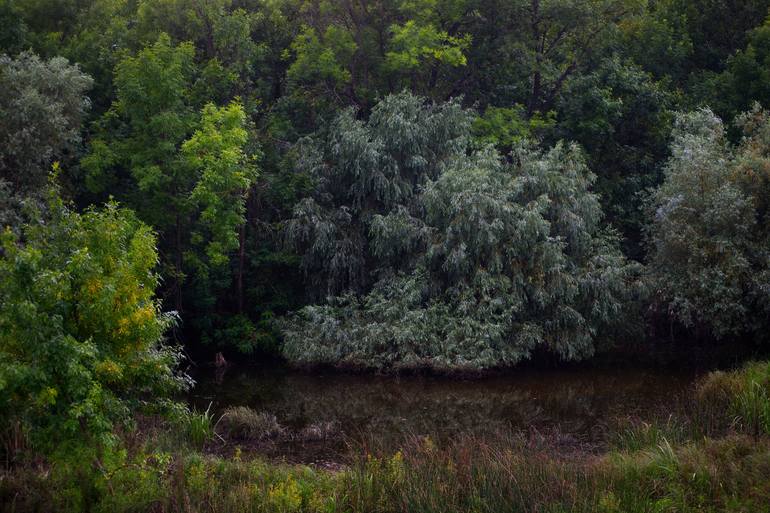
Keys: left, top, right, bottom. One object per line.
{"left": 0, "top": 188, "right": 189, "bottom": 456}
{"left": 647, "top": 107, "right": 770, "bottom": 341}
{"left": 219, "top": 407, "right": 285, "bottom": 440}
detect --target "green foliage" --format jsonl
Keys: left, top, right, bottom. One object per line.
{"left": 557, "top": 58, "right": 675, "bottom": 253}
{"left": 182, "top": 404, "right": 218, "bottom": 448}
{"left": 385, "top": 20, "right": 470, "bottom": 70}
{"left": 464, "top": 0, "right": 629, "bottom": 113}
{"left": 0, "top": 0, "right": 29, "bottom": 55}
{"left": 5, "top": 0, "right": 770, "bottom": 366}
{"left": 472, "top": 105, "right": 556, "bottom": 149}
{"left": 184, "top": 101, "right": 258, "bottom": 268}
{"left": 283, "top": 92, "right": 641, "bottom": 370}
{"left": 710, "top": 18, "right": 770, "bottom": 121}
{"left": 619, "top": 2, "right": 692, "bottom": 83}
{"left": 0, "top": 187, "right": 188, "bottom": 453}
{"left": 82, "top": 33, "right": 196, "bottom": 207}
{"left": 285, "top": 91, "right": 471, "bottom": 297}
{"left": 286, "top": 25, "right": 357, "bottom": 89}
{"left": 0, "top": 52, "right": 93, "bottom": 194}
{"left": 647, "top": 107, "right": 770, "bottom": 340}
{"left": 84, "top": 36, "right": 258, "bottom": 342}
{"left": 11, "top": 5, "right": 770, "bottom": 510}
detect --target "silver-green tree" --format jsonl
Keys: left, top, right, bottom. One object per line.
{"left": 0, "top": 52, "right": 92, "bottom": 194}
{"left": 283, "top": 92, "right": 640, "bottom": 370}
{"left": 647, "top": 106, "right": 770, "bottom": 340}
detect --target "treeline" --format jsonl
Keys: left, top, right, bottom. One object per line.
{"left": 2, "top": 0, "right": 770, "bottom": 370}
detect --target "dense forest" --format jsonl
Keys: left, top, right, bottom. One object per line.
{"left": 3, "top": 0, "right": 770, "bottom": 511}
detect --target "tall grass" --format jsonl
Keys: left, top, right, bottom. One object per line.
{"left": 182, "top": 403, "right": 219, "bottom": 448}
{"left": 694, "top": 361, "right": 770, "bottom": 435}
{"left": 5, "top": 432, "right": 770, "bottom": 513}
{"left": 733, "top": 379, "right": 770, "bottom": 434}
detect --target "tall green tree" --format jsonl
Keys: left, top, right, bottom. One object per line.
{"left": 84, "top": 35, "right": 258, "bottom": 336}
{"left": 462, "top": 0, "right": 630, "bottom": 112}
{"left": 83, "top": 34, "right": 197, "bottom": 310}
{"left": 557, "top": 58, "right": 674, "bottom": 256}
{"left": 182, "top": 101, "right": 259, "bottom": 317}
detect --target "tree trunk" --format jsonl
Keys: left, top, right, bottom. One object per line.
{"left": 175, "top": 214, "right": 183, "bottom": 313}
{"left": 527, "top": 0, "right": 542, "bottom": 117}
{"left": 237, "top": 222, "right": 245, "bottom": 314}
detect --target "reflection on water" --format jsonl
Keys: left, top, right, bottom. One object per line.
{"left": 189, "top": 365, "right": 698, "bottom": 450}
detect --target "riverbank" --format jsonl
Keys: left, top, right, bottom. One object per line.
{"left": 7, "top": 433, "right": 769, "bottom": 512}
{"left": 2, "top": 361, "right": 770, "bottom": 512}
{"left": 186, "top": 363, "right": 698, "bottom": 462}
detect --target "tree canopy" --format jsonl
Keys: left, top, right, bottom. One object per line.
{"left": 282, "top": 92, "right": 641, "bottom": 370}
{"left": 3, "top": 0, "right": 770, "bottom": 366}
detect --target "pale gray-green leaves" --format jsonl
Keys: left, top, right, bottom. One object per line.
{"left": 647, "top": 107, "right": 770, "bottom": 340}
{"left": 283, "top": 92, "right": 640, "bottom": 370}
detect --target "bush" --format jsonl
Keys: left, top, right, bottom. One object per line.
{"left": 219, "top": 407, "right": 285, "bottom": 441}
{"left": 0, "top": 188, "right": 189, "bottom": 456}
{"left": 647, "top": 106, "right": 770, "bottom": 341}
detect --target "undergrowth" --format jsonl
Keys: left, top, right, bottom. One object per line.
{"left": 2, "top": 362, "right": 770, "bottom": 513}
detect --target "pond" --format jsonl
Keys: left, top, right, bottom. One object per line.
{"left": 188, "top": 364, "right": 700, "bottom": 463}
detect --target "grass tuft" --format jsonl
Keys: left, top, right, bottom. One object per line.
{"left": 183, "top": 403, "right": 219, "bottom": 448}
{"left": 219, "top": 406, "right": 285, "bottom": 441}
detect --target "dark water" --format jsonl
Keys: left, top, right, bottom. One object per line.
{"left": 189, "top": 364, "right": 699, "bottom": 460}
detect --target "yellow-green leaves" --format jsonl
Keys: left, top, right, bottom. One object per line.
{"left": 286, "top": 25, "right": 357, "bottom": 88}
{"left": 183, "top": 101, "right": 257, "bottom": 268}
{"left": 0, "top": 189, "right": 187, "bottom": 451}
{"left": 386, "top": 21, "right": 470, "bottom": 71}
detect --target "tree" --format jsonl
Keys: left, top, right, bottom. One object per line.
{"left": 83, "top": 34, "right": 197, "bottom": 311}
{"left": 282, "top": 0, "right": 472, "bottom": 112}
{"left": 182, "top": 101, "right": 259, "bottom": 316}
{"left": 646, "top": 107, "right": 770, "bottom": 340}
{"left": 84, "top": 34, "right": 259, "bottom": 349}
{"left": 0, "top": 0, "right": 29, "bottom": 54}
{"left": 556, "top": 58, "right": 674, "bottom": 256}
{"left": 0, "top": 185, "right": 188, "bottom": 454}
{"left": 708, "top": 19, "right": 770, "bottom": 124}
{"left": 0, "top": 52, "right": 93, "bottom": 194}
{"left": 462, "top": 0, "right": 630, "bottom": 112}
{"left": 284, "top": 92, "right": 471, "bottom": 298}
{"left": 282, "top": 92, "right": 640, "bottom": 370}
{"left": 618, "top": 0, "right": 693, "bottom": 84}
